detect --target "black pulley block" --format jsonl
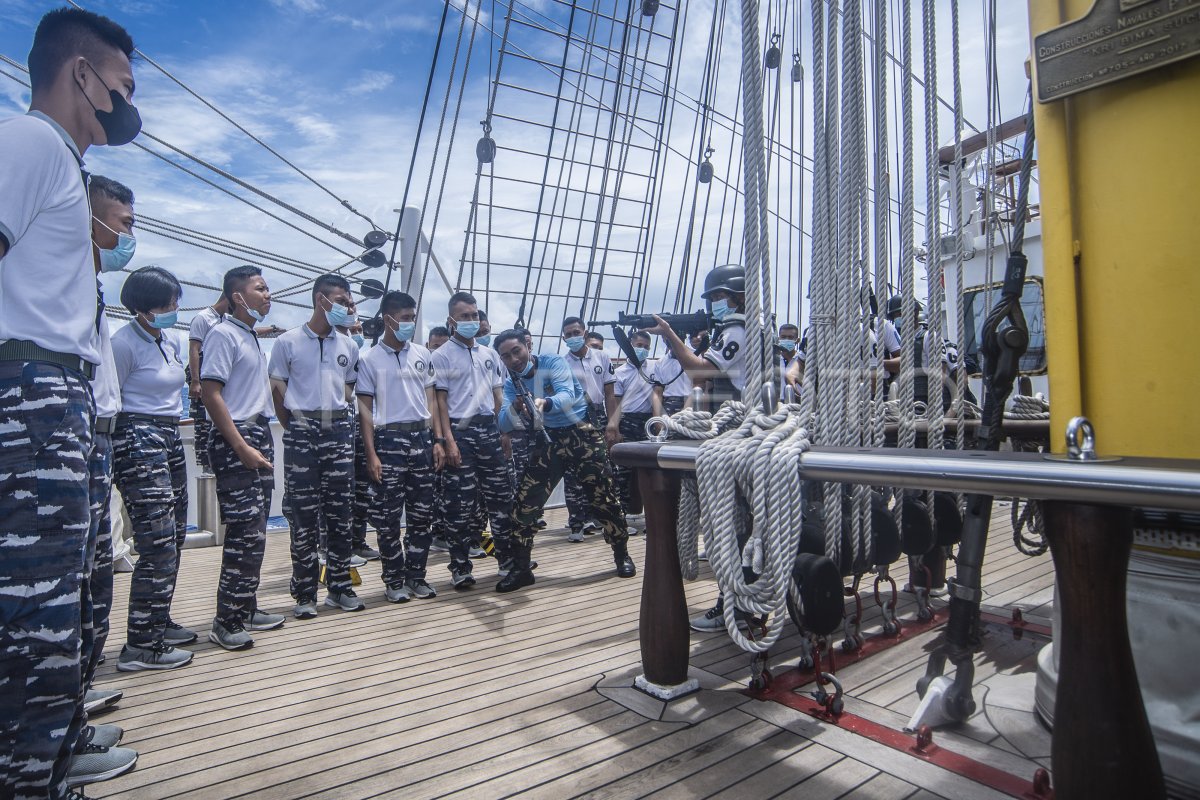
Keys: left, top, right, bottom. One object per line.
{"left": 932, "top": 492, "right": 963, "bottom": 547}
{"left": 363, "top": 230, "right": 388, "bottom": 249}
{"left": 765, "top": 45, "right": 781, "bottom": 69}
{"left": 790, "top": 553, "right": 844, "bottom": 636}
{"left": 476, "top": 135, "right": 496, "bottom": 164}
{"left": 698, "top": 160, "right": 713, "bottom": 183}
{"left": 871, "top": 491, "right": 903, "bottom": 565}
{"left": 900, "top": 493, "right": 935, "bottom": 555}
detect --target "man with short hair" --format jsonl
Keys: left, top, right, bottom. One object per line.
{"left": 776, "top": 323, "right": 801, "bottom": 400}
{"left": 585, "top": 331, "right": 605, "bottom": 351}
{"left": 494, "top": 330, "right": 635, "bottom": 592}
{"left": 652, "top": 331, "right": 707, "bottom": 416}
{"left": 201, "top": 266, "right": 285, "bottom": 650}
{"left": 560, "top": 317, "right": 617, "bottom": 542}
{"left": 188, "top": 295, "right": 228, "bottom": 473}
{"left": 356, "top": 291, "right": 443, "bottom": 601}
{"left": 269, "top": 274, "right": 363, "bottom": 618}
{"left": 606, "top": 330, "right": 656, "bottom": 518}
{"left": 426, "top": 326, "right": 451, "bottom": 351}
{"left": 430, "top": 292, "right": 514, "bottom": 587}
{"left": 0, "top": 8, "right": 142, "bottom": 794}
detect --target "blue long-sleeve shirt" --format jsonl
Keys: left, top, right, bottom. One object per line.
{"left": 499, "top": 353, "right": 589, "bottom": 432}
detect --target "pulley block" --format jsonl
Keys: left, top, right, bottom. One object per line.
{"left": 788, "top": 553, "right": 844, "bottom": 636}
{"left": 900, "top": 493, "right": 936, "bottom": 556}
{"left": 932, "top": 492, "right": 964, "bottom": 547}
{"left": 476, "top": 135, "right": 496, "bottom": 164}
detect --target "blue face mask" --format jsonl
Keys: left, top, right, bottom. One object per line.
{"left": 324, "top": 301, "right": 352, "bottom": 328}
{"left": 779, "top": 339, "right": 797, "bottom": 352}
{"left": 236, "top": 293, "right": 268, "bottom": 323}
{"left": 455, "top": 320, "right": 480, "bottom": 340}
{"left": 711, "top": 299, "right": 732, "bottom": 321}
{"left": 145, "top": 310, "right": 176, "bottom": 330}
{"left": 564, "top": 335, "right": 586, "bottom": 352}
{"left": 633, "top": 347, "right": 650, "bottom": 362}
{"left": 518, "top": 359, "right": 535, "bottom": 378}
{"left": 391, "top": 319, "right": 416, "bottom": 342}
{"left": 476, "top": 334, "right": 492, "bottom": 347}
{"left": 93, "top": 219, "right": 135, "bottom": 273}
{"left": 352, "top": 334, "right": 365, "bottom": 349}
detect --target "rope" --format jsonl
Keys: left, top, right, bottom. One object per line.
{"left": 1006, "top": 393, "right": 1049, "bottom": 420}
{"left": 949, "top": 0, "right": 968, "bottom": 456}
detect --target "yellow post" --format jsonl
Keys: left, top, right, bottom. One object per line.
{"left": 1028, "top": 1, "right": 1200, "bottom": 458}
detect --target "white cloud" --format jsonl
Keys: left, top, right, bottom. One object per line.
{"left": 348, "top": 69, "right": 395, "bottom": 96}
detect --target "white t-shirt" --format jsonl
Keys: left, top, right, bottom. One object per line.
{"left": 0, "top": 112, "right": 100, "bottom": 364}
{"left": 92, "top": 315, "right": 122, "bottom": 420}
{"left": 356, "top": 341, "right": 435, "bottom": 424}
{"left": 267, "top": 324, "right": 358, "bottom": 412}
{"left": 112, "top": 320, "right": 186, "bottom": 417}
{"left": 430, "top": 338, "right": 502, "bottom": 419}
{"left": 200, "top": 316, "right": 272, "bottom": 421}
{"left": 704, "top": 322, "right": 746, "bottom": 394}
{"left": 614, "top": 360, "right": 656, "bottom": 414}
{"left": 565, "top": 346, "right": 615, "bottom": 406}
{"left": 189, "top": 306, "right": 223, "bottom": 346}
{"left": 654, "top": 351, "right": 693, "bottom": 399}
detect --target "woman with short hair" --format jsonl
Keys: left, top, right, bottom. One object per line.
{"left": 111, "top": 266, "right": 194, "bottom": 671}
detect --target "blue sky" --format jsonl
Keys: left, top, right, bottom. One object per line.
{"left": 0, "top": 0, "right": 1033, "bottom": 352}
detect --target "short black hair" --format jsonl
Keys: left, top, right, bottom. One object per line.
{"left": 493, "top": 329, "right": 526, "bottom": 350}
{"left": 428, "top": 326, "right": 451, "bottom": 339}
{"left": 586, "top": 331, "right": 604, "bottom": 343}
{"left": 121, "top": 266, "right": 181, "bottom": 313}
{"left": 312, "top": 273, "right": 351, "bottom": 302}
{"left": 448, "top": 291, "right": 477, "bottom": 310}
{"left": 779, "top": 323, "right": 799, "bottom": 334}
{"left": 478, "top": 309, "right": 489, "bottom": 322}
{"left": 561, "top": 316, "right": 584, "bottom": 331}
{"left": 222, "top": 265, "right": 262, "bottom": 304}
{"left": 88, "top": 174, "right": 134, "bottom": 207}
{"left": 628, "top": 329, "right": 651, "bottom": 346}
{"left": 28, "top": 8, "right": 134, "bottom": 95}
{"left": 380, "top": 291, "right": 417, "bottom": 317}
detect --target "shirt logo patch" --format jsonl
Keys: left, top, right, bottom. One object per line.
{"left": 485, "top": 358, "right": 494, "bottom": 370}
{"left": 337, "top": 354, "right": 349, "bottom": 367}
{"left": 593, "top": 365, "right": 602, "bottom": 374}
{"left": 415, "top": 360, "right": 426, "bottom": 373}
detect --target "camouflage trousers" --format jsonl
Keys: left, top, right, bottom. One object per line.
{"left": 662, "top": 396, "right": 686, "bottom": 415}
{"left": 563, "top": 404, "right": 608, "bottom": 533}
{"left": 512, "top": 422, "right": 627, "bottom": 549}
{"left": 369, "top": 426, "right": 436, "bottom": 585}
{"left": 0, "top": 361, "right": 95, "bottom": 800}
{"left": 192, "top": 396, "right": 212, "bottom": 472}
{"left": 443, "top": 418, "right": 514, "bottom": 575}
{"left": 613, "top": 412, "right": 651, "bottom": 514}
{"left": 208, "top": 416, "right": 275, "bottom": 627}
{"left": 350, "top": 418, "right": 372, "bottom": 551}
{"left": 283, "top": 415, "right": 354, "bottom": 601}
{"left": 431, "top": 469, "right": 447, "bottom": 541}
{"left": 112, "top": 418, "right": 189, "bottom": 647}
{"left": 82, "top": 430, "right": 114, "bottom": 732}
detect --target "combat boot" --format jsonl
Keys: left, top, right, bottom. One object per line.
{"left": 613, "top": 541, "right": 636, "bottom": 578}
{"left": 496, "top": 545, "right": 535, "bottom": 593}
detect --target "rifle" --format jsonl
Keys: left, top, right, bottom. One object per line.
{"left": 508, "top": 360, "right": 553, "bottom": 445}
{"left": 588, "top": 310, "right": 711, "bottom": 367}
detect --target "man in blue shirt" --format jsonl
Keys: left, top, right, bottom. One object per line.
{"left": 493, "top": 330, "right": 635, "bottom": 593}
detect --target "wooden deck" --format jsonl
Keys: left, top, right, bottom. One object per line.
{"left": 90, "top": 501, "right": 1054, "bottom": 799}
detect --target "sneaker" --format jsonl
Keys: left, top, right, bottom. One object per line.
{"left": 429, "top": 536, "right": 450, "bottom": 552}
{"left": 689, "top": 599, "right": 726, "bottom": 633}
{"left": 116, "top": 642, "right": 193, "bottom": 672}
{"left": 163, "top": 620, "right": 198, "bottom": 645}
{"left": 87, "top": 724, "right": 124, "bottom": 749}
{"left": 567, "top": 529, "right": 585, "bottom": 543}
{"left": 209, "top": 618, "right": 254, "bottom": 651}
{"left": 83, "top": 688, "right": 123, "bottom": 715}
{"left": 293, "top": 600, "right": 318, "bottom": 619}
{"left": 349, "top": 553, "right": 368, "bottom": 568}
{"left": 627, "top": 525, "right": 640, "bottom": 537}
{"left": 353, "top": 545, "right": 381, "bottom": 561}
{"left": 582, "top": 520, "right": 601, "bottom": 536}
{"left": 468, "top": 545, "right": 488, "bottom": 559}
{"left": 246, "top": 609, "right": 286, "bottom": 630}
{"left": 67, "top": 743, "right": 138, "bottom": 787}
{"left": 325, "top": 589, "right": 365, "bottom": 611}
{"left": 385, "top": 584, "right": 413, "bottom": 603}
{"left": 451, "top": 571, "right": 476, "bottom": 590}
{"left": 406, "top": 579, "right": 437, "bottom": 599}
{"left": 113, "top": 553, "right": 134, "bottom": 573}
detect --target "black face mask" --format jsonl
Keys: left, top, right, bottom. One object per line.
{"left": 78, "top": 60, "right": 142, "bottom": 146}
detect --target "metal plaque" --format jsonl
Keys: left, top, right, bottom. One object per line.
{"left": 1035, "top": 0, "right": 1200, "bottom": 102}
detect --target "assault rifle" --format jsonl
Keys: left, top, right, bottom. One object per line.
{"left": 508, "top": 359, "right": 553, "bottom": 445}
{"left": 588, "top": 310, "right": 711, "bottom": 367}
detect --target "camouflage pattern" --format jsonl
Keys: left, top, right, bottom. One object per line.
{"left": 349, "top": 416, "right": 372, "bottom": 551}
{"left": 512, "top": 422, "right": 627, "bottom": 548}
{"left": 112, "top": 419, "right": 189, "bottom": 647}
{"left": 662, "top": 396, "right": 686, "bottom": 415}
{"left": 443, "top": 419, "right": 514, "bottom": 578}
{"left": 192, "top": 397, "right": 213, "bottom": 472}
{"left": 563, "top": 404, "right": 609, "bottom": 533}
{"left": 369, "top": 427, "right": 436, "bottom": 585}
{"left": 282, "top": 415, "right": 354, "bottom": 602}
{"left": 81, "top": 430, "right": 114, "bottom": 732}
{"left": 431, "top": 469, "right": 447, "bottom": 542}
{"left": 0, "top": 361, "right": 95, "bottom": 800}
{"left": 613, "top": 411, "right": 652, "bottom": 513}
{"left": 208, "top": 416, "right": 275, "bottom": 627}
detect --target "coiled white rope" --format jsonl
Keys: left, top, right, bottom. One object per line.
{"left": 1006, "top": 393, "right": 1050, "bottom": 420}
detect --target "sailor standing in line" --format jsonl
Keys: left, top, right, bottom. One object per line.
{"left": 269, "top": 274, "right": 364, "bottom": 618}
{"left": 356, "top": 291, "right": 443, "bottom": 602}
{"left": 327, "top": 301, "right": 376, "bottom": 565}
{"left": 493, "top": 330, "right": 636, "bottom": 592}
{"left": 110, "top": 266, "right": 194, "bottom": 671}
{"left": 652, "top": 331, "right": 707, "bottom": 416}
{"left": 606, "top": 330, "right": 656, "bottom": 520}
{"left": 430, "top": 291, "right": 515, "bottom": 588}
{"left": 560, "top": 316, "right": 617, "bottom": 543}
{"left": 200, "top": 265, "right": 286, "bottom": 650}
{"left": 188, "top": 294, "right": 227, "bottom": 473}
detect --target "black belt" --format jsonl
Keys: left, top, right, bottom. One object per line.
{"left": 379, "top": 420, "right": 429, "bottom": 432}
{"left": 118, "top": 412, "right": 179, "bottom": 427}
{"left": 291, "top": 408, "right": 349, "bottom": 420}
{"left": 95, "top": 416, "right": 117, "bottom": 434}
{"left": 449, "top": 414, "right": 495, "bottom": 427}
{"left": 0, "top": 339, "right": 96, "bottom": 380}
{"left": 234, "top": 414, "right": 270, "bottom": 427}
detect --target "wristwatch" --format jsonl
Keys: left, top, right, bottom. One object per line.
{"left": 434, "top": 437, "right": 447, "bottom": 446}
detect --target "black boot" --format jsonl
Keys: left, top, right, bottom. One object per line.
{"left": 613, "top": 541, "right": 636, "bottom": 578}
{"left": 496, "top": 544, "right": 535, "bottom": 593}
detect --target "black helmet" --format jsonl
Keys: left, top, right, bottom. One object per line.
{"left": 886, "top": 295, "right": 902, "bottom": 319}
{"left": 701, "top": 264, "right": 746, "bottom": 300}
